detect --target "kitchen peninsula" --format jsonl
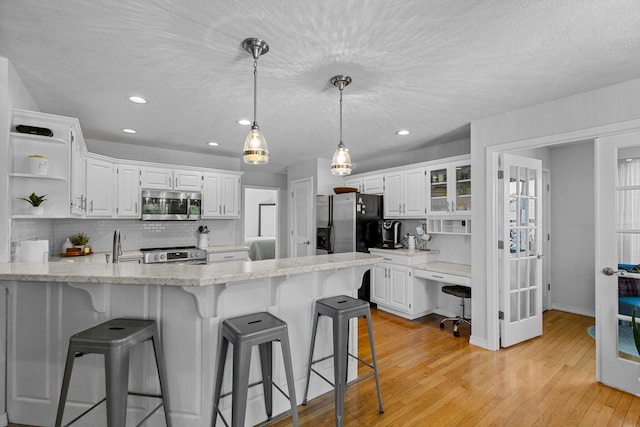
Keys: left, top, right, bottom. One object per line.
{"left": 0, "top": 253, "right": 382, "bottom": 427}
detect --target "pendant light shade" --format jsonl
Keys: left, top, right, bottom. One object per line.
{"left": 242, "top": 38, "right": 269, "bottom": 165}
{"left": 330, "top": 75, "right": 353, "bottom": 176}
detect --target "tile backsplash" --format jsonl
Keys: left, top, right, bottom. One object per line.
{"left": 11, "top": 218, "right": 238, "bottom": 260}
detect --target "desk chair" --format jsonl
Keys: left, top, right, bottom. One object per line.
{"left": 439, "top": 285, "right": 471, "bottom": 337}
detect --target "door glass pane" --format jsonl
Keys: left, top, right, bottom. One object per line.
{"left": 529, "top": 288, "right": 536, "bottom": 317}
{"left": 510, "top": 292, "right": 518, "bottom": 322}
{"left": 510, "top": 166, "right": 518, "bottom": 195}
{"left": 519, "top": 258, "right": 527, "bottom": 289}
{"left": 520, "top": 289, "right": 528, "bottom": 319}
{"left": 616, "top": 155, "right": 640, "bottom": 364}
{"left": 510, "top": 260, "right": 518, "bottom": 291}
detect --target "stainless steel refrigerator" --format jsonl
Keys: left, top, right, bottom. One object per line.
{"left": 316, "top": 192, "right": 383, "bottom": 255}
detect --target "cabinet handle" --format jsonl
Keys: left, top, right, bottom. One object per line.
{"left": 89, "top": 200, "right": 94, "bottom": 212}
{"left": 224, "top": 255, "right": 234, "bottom": 259}
{"left": 219, "top": 205, "right": 222, "bottom": 214}
{"left": 174, "top": 177, "right": 178, "bottom": 188}
{"left": 135, "top": 202, "right": 138, "bottom": 214}
{"left": 223, "top": 205, "right": 226, "bottom": 215}
{"left": 398, "top": 203, "right": 401, "bottom": 213}
{"left": 432, "top": 274, "right": 444, "bottom": 279}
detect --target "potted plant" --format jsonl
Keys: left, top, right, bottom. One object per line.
{"left": 19, "top": 192, "right": 47, "bottom": 215}
{"left": 70, "top": 232, "right": 90, "bottom": 249}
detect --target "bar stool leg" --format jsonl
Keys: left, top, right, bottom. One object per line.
{"left": 151, "top": 330, "right": 173, "bottom": 427}
{"left": 231, "top": 342, "right": 252, "bottom": 427}
{"left": 211, "top": 337, "right": 228, "bottom": 427}
{"left": 105, "top": 347, "right": 130, "bottom": 427}
{"left": 279, "top": 333, "right": 300, "bottom": 426}
{"left": 302, "top": 309, "right": 320, "bottom": 405}
{"left": 332, "top": 316, "right": 349, "bottom": 427}
{"left": 258, "top": 341, "right": 273, "bottom": 419}
{"left": 55, "top": 344, "right": 77, "bottom": 427}
{"left": 365, "top": 312, "right": 384, "bottom": 413}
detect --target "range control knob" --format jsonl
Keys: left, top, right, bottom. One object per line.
{"left": 160, "top": 254, "right": 166, "bottom": 260}
{"left": 154, "top": 254, "right": 160, "bottom": 261}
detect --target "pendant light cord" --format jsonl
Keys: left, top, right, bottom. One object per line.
{"left": 253, "top": 57, "right": 258, "bottom": 126}
{"left": 339, "top": 84, "right": 343, "bottom": 144}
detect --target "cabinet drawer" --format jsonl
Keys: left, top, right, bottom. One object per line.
{"left": 208, "top": 251, "right": 248, "bottom": 263}
{"left": 413, "top": 269, "right": 470, "bottom": 286}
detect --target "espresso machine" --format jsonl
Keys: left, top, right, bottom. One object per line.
{"left": 379, "top": 220, "right": 402, "bottom": 249}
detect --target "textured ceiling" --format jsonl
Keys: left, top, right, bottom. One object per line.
{"left": 1, "top": 0, "right": 640, "bottom": 173}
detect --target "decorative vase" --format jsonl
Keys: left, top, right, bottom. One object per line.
{"left": 30, "top": 206, "right": 44, "bottom": 215}
{"left": 62, "top": 237, "right": 73, "bottom": 253}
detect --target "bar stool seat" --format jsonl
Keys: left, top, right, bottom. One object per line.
{"left": 211, "top": 311, "right": 299, "bottom": 427}
{"left": 439, "top": 285, "right": 472, "bottom": 337}
{"left": 55, "top": 318, "right": 171, "bottom": 427}
{"left": 302, "top": 295, "right": 383, "bottom": 427}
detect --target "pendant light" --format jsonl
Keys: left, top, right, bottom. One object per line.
{"left": 330, "top": 75, "right": 353, "bottom": 176}
{"left": 241, "top": 38, "right": 269, "bottom": 165}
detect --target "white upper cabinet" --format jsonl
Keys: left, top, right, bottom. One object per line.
{"left": 343, "top": 177, "right": 362, "bottom": 192}
{"left": 141, "top": 167, "right": 202, "bottom": 191}
{"left": 70, "top": 126, "right": 86, "bottom": 216}
{"left": 384, "top": 167, "right": 425, "bottom": 218}
{"left": 362, "top": 174, "right": 384, "bottom": 195}
{"left": 85, "top": 156, "right": 115, "bottom": 217}
{"left": 202, "top": 172, "right": 241, "bottom": 218}
{"left": 116, "top": 164, "right": 140, "bottom": 218}
{"left": 426, "top": 160, "right": 471, "bottom": 216}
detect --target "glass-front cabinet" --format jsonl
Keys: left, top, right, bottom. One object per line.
{"left": 426, "top": 160, "right": 471, "bottom": 216}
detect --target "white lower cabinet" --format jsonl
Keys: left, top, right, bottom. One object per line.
{"left": 370, "top": 249, "right": 437, "bottom": 319}
{"left": 207, "top": 250, "right": 249, "bottom": 263}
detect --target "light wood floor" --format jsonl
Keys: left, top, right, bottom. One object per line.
{"left": 273, "top": 308, "right": 640, "bottom": 426}
{"left": 10, "top": 309, "right": 640, "bottom": 426}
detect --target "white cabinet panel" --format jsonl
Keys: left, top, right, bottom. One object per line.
{"left": 343, "top": 177, "right": 362, "bottom": 192}
{"left": 208, "top": 250, "right": 249, "bottom": 263}
{"left": 363, "top": 174, "right": 384, "bottom": 195}
{"left": 175, "top": 170, "right": 202, "bottom": 191}
{"left": 202, "top": 173, "right": 240, "bottom": 218}
{"left": 141, "top": 167, "right": 172, "bottom": 189}
{"left": 85, "top": 157, "right": 115, "bottom": 217}
{"left": 383, "top": 168, "right": 425, "bottom": 218}
{"left": 141, "top": 167, "right": 202, "bottom": 191}
{"left": 116, "top": 164, "right": 140, "bottom": 218}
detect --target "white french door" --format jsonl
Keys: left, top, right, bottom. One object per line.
{"left": 595, "top": 130, "right": 640, "bottom": 395}
{"left": 499, "top": 153, "right": 543, "bottom": 347}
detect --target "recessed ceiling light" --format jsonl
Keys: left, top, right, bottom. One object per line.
{"left": 122, "top": 128, "right": 137, "bottom": 134}
{"left": 208, "top": 141, "right": 220, "bottom": 147}
{"left": 128, "top": 96, "right": 147, "bottom": 104}
{"left": 237, "top": 119, "right": 251, "bottom": 126}
{"left": 396, "top": 130, "right": 410, "bottom": 136}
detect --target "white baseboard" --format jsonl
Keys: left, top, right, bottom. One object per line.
{"left": 0, "top": 412, "right": 7, "bottom": 427}
{"left": 550, "top": 303, "right": 595, "bottom": 318}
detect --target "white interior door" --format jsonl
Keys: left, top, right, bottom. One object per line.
{"left": 290, "top": 177, "right": 313, "bottom": 257}
{"left": 499, "top": 153, "right": 543, "bottom": 347}
{"left": 542, "top": 169, "right": 551, "bottom": 311}
{"left": 595, "top": 130, "right": 640, "bottom": 396}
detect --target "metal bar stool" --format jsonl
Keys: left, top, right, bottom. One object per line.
{"left": 211, "top": 311, "right": 299, "bottom": 427}
{"left": 439, "top": 285, "right": 472, "bottom": 337}
{"left": 302, "top": 295, "right": 383, "bottom": 427}
{"left": 55, "top": 318, "right": 171, "bottom": 427}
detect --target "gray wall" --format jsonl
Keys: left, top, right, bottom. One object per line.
{"left": 549, "top": 141, "right": 595, "bottom": 316}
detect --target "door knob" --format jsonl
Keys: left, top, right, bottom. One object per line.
{"left": 602, "top": 267, "right": 623, "bottom": 276}
{"left": 303, "top": 240, "right": 310, "bottom": 245}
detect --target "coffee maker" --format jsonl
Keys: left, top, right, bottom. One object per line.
{"left": 379, "top": 220, "right": 402, "bottom": 249}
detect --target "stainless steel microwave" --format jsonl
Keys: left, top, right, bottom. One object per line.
{"left": 141, "top": 189, "right": 201, "bottom": 221}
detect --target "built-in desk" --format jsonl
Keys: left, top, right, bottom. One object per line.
{"left": 413, "top": 261, "right": 472, "bottom": 319}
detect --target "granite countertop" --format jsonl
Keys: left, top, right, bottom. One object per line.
{"left": 368, "top": 248, "right": 440, "bottom": 256}
{"left": 413, "top": 261, "right": 471, "bottom": 278}
{"left": 0, "top": 252, "right": 382, "bottom": 287}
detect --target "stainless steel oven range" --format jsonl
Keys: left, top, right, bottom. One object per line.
{"left": 140, "top": 246, "right": 207, "bottom": 265}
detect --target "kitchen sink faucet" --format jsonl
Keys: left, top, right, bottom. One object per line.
{"left": 112, "top": 230, "right": 122, "bottom": 263}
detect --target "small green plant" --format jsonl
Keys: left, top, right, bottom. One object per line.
{"left": 70, "top": 232, "right": 90, "bottom": 246}
{"left": 19, "top": 192, "right": 47, "bottom": 207}
{"left": 633, "top": 308, "right": 640, "bottom": 356}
